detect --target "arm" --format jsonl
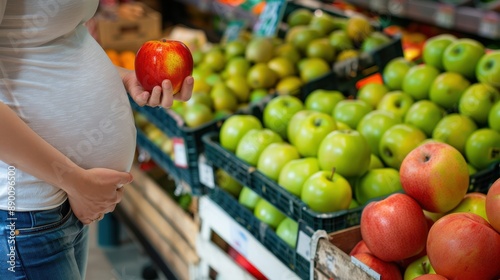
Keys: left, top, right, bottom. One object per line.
{"left": 116, "top": 66, "right": 193, "bottom": 108}
{"left": 0, "top": 102, "right": 132, "bottom": 224}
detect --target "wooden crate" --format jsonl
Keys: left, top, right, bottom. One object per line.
{"left": 120, "top": 165, "right": 200, "bottom": 280}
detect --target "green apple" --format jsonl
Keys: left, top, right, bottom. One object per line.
{"left": 306, "top": 38, "right": 335, "bottom": 62}
{"left": 333, "top": 99, "right": 372, "bottom": 130}
{"left": 489, "top": 101, "right": 500, "bottom": 132}
{"left": 349, "top": 199, "right": 360, "bottom": 209}
{"left": 432, "top": 113, "right": 477, "bottom": 155}
{"left": 317, "top": 130, "right": 371, "bottom": 177}
{"left": 403, "top": 255, "right": 436, "bottom": 280}
{"left": 357, "top": 110, "right": 402, "bottom": 157}
{"left": 210, "top": 82, "right": 238, "bottom": 112}
{"left": 274, "top": 43, "right": 302, "bottom": 65}
{"left": 278, "top": 157, "right": 320, "bottom": 197}
{"left": 402, "top": 64, "right": 440, "bottom": 101}
{"left": 304, "top": 89, "right": 345, "bottom": 115}
{"left": 249, "top": 88, "right": 269, "bottom": 103}
{"left": 354, "top": 168, "right": 402, "bottom": 205}
{"left": 235, "top": 129, "right": 283, "bottom": 166}
{"left": 246, "top": 62, "right": 278, "bottom": 89}
{"left": 290, "top": 27, "right": 322, "bottom": 53}
{"left": 301, "top": 170, "right": 352, "bottom": 213}
{"left": 299, "top": 57, "right": 331, "bottom": 83}
{"left": 239, "top": 186, "right": 261, "bottom": 211}
{"left": 422, "top": 33, "right": 457, "bottom": 71}
{"left": 183, "top": 103, "right": 214, "bottom": 128}
{"left": 224, "top": 56, "right": 251, "bottom": 77}
{"left": 465, "top": 128, "right": 500, "bottom": 170}
{"left": 442, "top": 38, "right": 485, "bottom": 80}
{"left": 446, "top": 192, "right": 488, "bottom": 220}
{"left": 382, "top": 57, "right": 416, "bottom": 91}
{"left": 254, "top": 199, "right": 286, "bottom": 229}
{"left": 276, "top": 217, "right": 299, "bottom": 249}
{"left": 476, "top": 50, "right": 500, "bottom": 89}
{"left": 286, "top": 8, "right": 313, "bottom": 27}
{"left": 429, "top": 71, "right": 471, "bottom": 111}
{"left": 245, "top": 37, "right": 274, "bottom": 64}
{"left": 336, "top": 121, "right": 351, "bottom": 130}
{"left": 309, "top": 12, "right": 337, "bottom": 36}
{"left": 287, "top": 110, "right": 315, "bottom": 144}
{"left": 459, "top": 83, "right": 500, "bottom": 126}
{"left": 379, "top": 124, "right": 427, "bottom": 169}
{"left": 224, "top": 39, "right": 246, "bottom": 59}
{"left": 275, "top": 76, "right": 304, "bottom": 96}
{"left": 225, "top": 75, "right": 251, "bottom": 103}
{"left": 220, "top": 115, "right": 263, "bottom": 153}
{"left": 357, "top": 83, "right": 389, "bottom": 109}
{"left": 267, "top": 56, "right": 297, "bottom": 79}
{"left": 404, "top": 100, "right": 446, "bottom": 137}
{"left": 328, "top": 29, "right": 354, "bottom": 52}
{"left": 216, "top": 168, "right": 243, "bottom": 197}
{"left": 360, "top": 31, "right": 391, "bottom": 53}
{"left": 257, "top": 142, "right": 300, "bottom": 181}
{"left": 376, "top": 91, "right": 414, "bottom": 120}
{"left": 369, "top": 153, "right": 385, "bottom": 169}
{"left": 186, "top": 92, "right": 213, "bottom": 108}
{"left": 263, "top": 95, "right": 304, "bottom": 140}
{"left": 293, "top": 111, "right": 337, "bottom": 157}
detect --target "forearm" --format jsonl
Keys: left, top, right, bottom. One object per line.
{"left": 0, "top": 102, "right": 84, "bottom": 191}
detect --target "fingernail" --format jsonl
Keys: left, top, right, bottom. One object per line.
{"left": 186, "top": 76, "right": 194, "bottom": 85}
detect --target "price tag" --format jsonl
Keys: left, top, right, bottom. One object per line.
{"left": 173, "top": 138, "right": 188, "bottom": 168}
{"left": 479, "top": 12, "right": 500, "bottom": 39}
{"left": 435, "top": 4, "right": 455, "bottom": 29}
{"left": 230, "top": 225, "right": 249, "bottom": 257}
{"left": 369, "top": 0, "right": 386, "bottom": 13}
{"left": 222, "top": 20, "right": 246, "bottom": 44}
{"left": 253, "top": 0, "right": 287, "bottom": 37}
{"left": 387, "top": 0, "right": 405, "bottom": 16}
{"left": 198, "top": 154, "right": 215, "bottom": 188}
{"left": 296, "top": 230, "right": 312, "bottom": 260}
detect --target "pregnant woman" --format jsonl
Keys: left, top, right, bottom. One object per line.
{"left": 0, "top": 1, "right": 193, "bottom": 279}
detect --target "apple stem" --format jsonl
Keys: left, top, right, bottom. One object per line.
{"left": 330, "top": 167, "right": 336, "bottom": 181}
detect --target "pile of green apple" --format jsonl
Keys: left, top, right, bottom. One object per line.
{"left": 352, "top": 141, "right": 500, "bottom": 280}
{"left": 133, "top": 111, "right": 175, "bottom": 160}
{"left": 171, "top": 8, "right": 393, "bottom": 128}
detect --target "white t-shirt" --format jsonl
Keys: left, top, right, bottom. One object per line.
{"left": 0, "top": 0, "right": 137, "bottom": 211}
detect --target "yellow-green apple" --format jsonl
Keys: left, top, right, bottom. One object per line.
{"left": 351, "top": 253, "right": 403, "bottom": 280}
{"left": 290, "top": 27, "right": 322, "bottom": 53}
{"left": 224, "top": 39, "right": 246, "bottom": 59}
{"left": 376, "top": 91, "right": 414, "bottom": 120}
{"left": 216, "top": 168, "right": 243, "bottom": 198}
{"left": 404, "top": 100, "right": 446, "bottom": 137}
{"left": 257, "top": 142, "right": 300, "bottom": 181}
{"left": 267, "top": 56, "right": 296, "bottom": 79}
{"left": 402, "top": 64, "right": 440, "bottom": 100}
{"left": 383, "top": 57, "right": 416, "bottom": 91}
{"left": 249, "top": 88, "right": 268, "bottom": 104}
{"left": 476, "top": 50, "right": 500, "bottom": 88}
{"left": 306, "top": 38, "right": 335, "bottom": 62}
{"left": 253, "top": 199, "right": 286, "bottom": 229}
{"left": 333, "top": 99, "right": 373, "bottom": 130}
{"left": 300, "top": 170, "right": 352, "bottom": 213}
{"left": 276, "top": 217, "right": 299, "bottom": 248}
{"left": 432, "top": 113, "right": 477, "bottom": 155}
{"left": 428, "top": 71, "right": 470, "bottom": 111}
{"left": 276, "top": 76, "right": 303, "bottom": 96}
{"left": 465, "top": 128, "right": 500, "bottom": 170}
{"left": 459, "top": 83, "right": 500, "bottom": 126}
{"left": 357, "top": 83, "right": 389, "bottom": 109}
{"left": 304, "top": 89, "right": 345, "bottom": 115}
{"left": 135, "top": 39, "right": 193, "bottom": 93}
{"left": 220, "top": 115, "right": 263, "bottom": 153}
{"left": 486, "top": 178, "right": 500, "bottom": 233}
{"left": 247, "top": 63, "right": 278, "bottom": 89}
{"left": 210, "top": 82, "right": 238, "bottom": 112}
{"left": 224, "top": 56, "right": 251, "bottom": 77}
{"left": 422, "top": 34, "right": 457, "bottom": 71}
{"left": 489, "top": 101, "right": 500, "bottom": 132}
{"left": 328, "top": 29, "right": 354, "bottom": 52}
{"left": 404, "top": 255, "right": 437, "bottom": 280}
{"left": 369, "top": 153, "right": 385, "bottom": 169}
{"left": 349, "top": 199, "right": 360, "bottom": 209}
{"left": 183, "top": 103, "right": 214, "bottom": 127}
{"left": 354, "top": 167, "right": 402, "bottom": 205}
{"left": 349, "top": 240, "right": 371, "bottom": 255}
{"left": 235, "top": 129, "right": 283, "bottom": 166}
{"left": 442, "top": 38, "right": 485, "bottom": 80}
{"left": 293, "top": 111, "right": 337, "bottom": 157}
{"left": 263, "top": 95, "right": 304, "bottom": 140}
{"left": 336, "top": 120, "right": 351, "bottom": 130}
{"left": 287, "top": 110, "right": 315, "bottom": 144}
{"left": 357, "top": 110, "right": 402, "bottom": 157}
{"left": 360, "top": 193, "right": 429, "bottom": 262}
{"left": 203, "top": 48, "right": 226, "bottom": 72}
{"left": 426, "top": 213, "right": 500, "bottom": 280}
{"left": 287, "top": 8, "right": 313, "bottom": 27}
{"left": 299, "top": 57, "right": 331, "bottom": 83}
{"left": 317, "top": 130, "right": 371, "bottom": 177}
{"left": 186, "top": 92, "right": 213, "bottom": 108}
{"left": 378, "top": 124, "right": 426, "bottom": 169}
{"left": 446, "top": 192, "right": 487, "bottom": 220}
{"left": 413, "top": 275, "right": 447, "bottom": 280}
{"left": 239, "top": 186, "right": 261, "bottom": 211}
{"left": 399, "top": 141, "right": 469, "bottom": 213}
{"left": 309, "top": 12, "right": 337, "bottom": 36}
{"left": 360, "top": 31, "right": 391, "bottom": 53}
{"left": 225, "top": 75, "right": 251, "bottom": 103}
{"left": 245, "top": 37, "right": 274, "bottom": 63}
{"left": 278, "top": 157, "right": 320, "bottom": 197}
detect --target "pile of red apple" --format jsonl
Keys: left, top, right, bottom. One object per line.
{"left": 353, "top": 141, "right": 500, "bottom": 280}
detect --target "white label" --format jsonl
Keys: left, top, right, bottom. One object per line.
{"left": 173, "top": 138, "right": 188, "bottom": 168}
{"left": 198, "top": 154, "right": 215, "bottom": 188}
{"left": 435, "top": 5, "right": 454, "bottom": 29}
{"left": 479, "top": 12, "right": 500, "bottom": 39}
{"left": 296, "top": 231, "right": 311, "bottom": 260}
{"left": 230, "top": 225, "right": 249, "bottom": 257}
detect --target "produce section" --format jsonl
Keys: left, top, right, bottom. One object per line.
{"left": 94, "top": 0, "right": 500, "bottom": 279}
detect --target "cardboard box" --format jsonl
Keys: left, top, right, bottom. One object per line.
{"left": 96, "top": 3, "right": 162, "bottom": 52}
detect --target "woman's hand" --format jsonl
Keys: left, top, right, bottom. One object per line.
{"left": 119, "top": 67, "right": 193, "bottom": 108}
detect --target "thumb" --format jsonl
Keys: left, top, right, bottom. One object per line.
{"left": 115, "top": 172, "right": 133, "bottom": 188}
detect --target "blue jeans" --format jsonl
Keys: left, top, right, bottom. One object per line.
{"left": 0, "top": 200, "right": 89, "bottom": 280}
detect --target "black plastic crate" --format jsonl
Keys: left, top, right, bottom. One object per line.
{"left": 208, "top": 185, "right": 310, "bottom": 280}
{"left": 470, "top": 161, "right": 500, "bottom": 194}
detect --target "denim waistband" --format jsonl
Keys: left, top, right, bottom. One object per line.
{"left": 0, "top": 200, "right": 70, "bottom": 230}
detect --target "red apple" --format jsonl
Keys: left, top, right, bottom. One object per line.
{"left": 414, "top": 274, "right": 448, "bottom": 280}
{"left": 349, "top": 240, "right": 372, "bottom": 256}
{"left": 400, "top": 141, "right": 469, "bottom": 213}
{"left": 486, "top": 178, "right": 500, "bottom": 233}
{"left": 361, "top": 193, "right": 428, "bottom": 262}
{"left": 427, "top": 213, "right": 500, "bottom": 280}
{"left": 352, "top": 253, "right": 403, "bottom": 280}
{"left": 135, "top": 39, "right": 193, "bottom": 93}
